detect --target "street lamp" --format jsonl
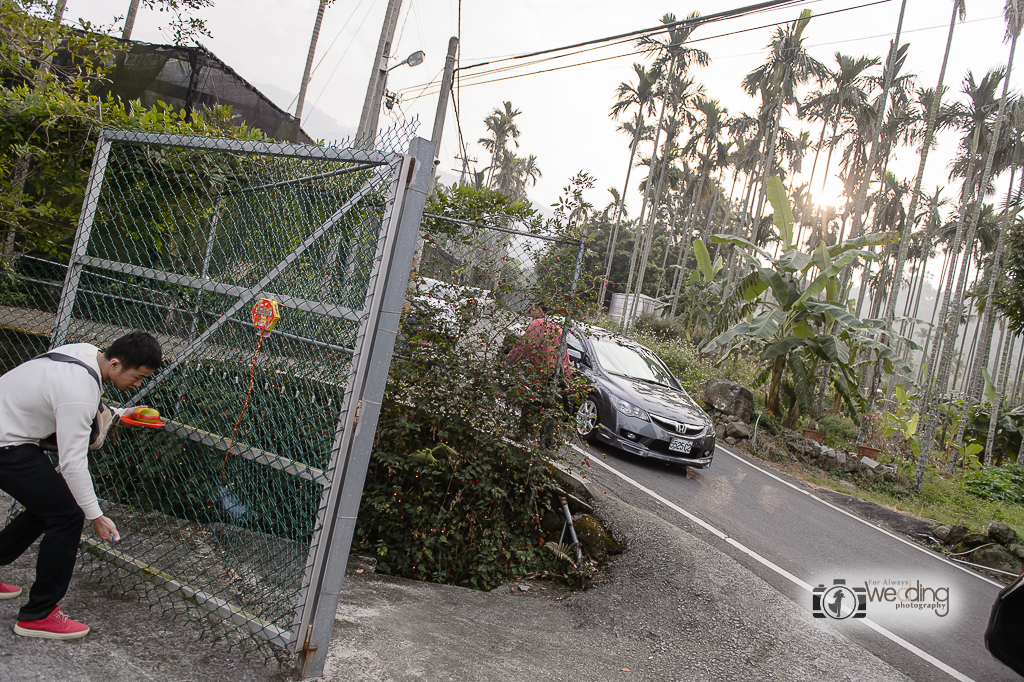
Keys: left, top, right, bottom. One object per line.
{"left": 390, "top": 50, "right": 424, "bottom": 71}
{"left": 357, "top": 50, "right": 425, "bottom": 147}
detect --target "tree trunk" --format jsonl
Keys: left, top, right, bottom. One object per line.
{"left": 984, "top": 321, "right": 1012, "bottom": 466}
{"left": 840, "top": 0, "right": 907, "bottom": 295}
{"left": 880, "top": 0, "right": 961, "bottom": 369}
{"left": 598, "top": 127, "right": 643, "bottom": 311}
{"left": 917, "top": 26, "right": 1018, "bottom": 489}
{"left": 621, "top": 87, "right": 668, "bottom": 328}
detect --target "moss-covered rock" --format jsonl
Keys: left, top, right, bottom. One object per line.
{"left": 572, "top": 514, "right": 625, "bottom": 561}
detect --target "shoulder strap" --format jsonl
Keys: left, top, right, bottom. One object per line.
{"left": 36, "top": 351, "right": 102, "bottom": 390}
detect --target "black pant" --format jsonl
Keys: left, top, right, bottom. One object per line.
{"left": 0, "top": 443, "right": 85, "bottom": 621}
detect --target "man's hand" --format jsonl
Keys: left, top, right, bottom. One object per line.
{"left": 117, "top": 405, "right": 146, "bottom": 428}
{"left": 92, "top": 515, "right": 119, "bottom": 543}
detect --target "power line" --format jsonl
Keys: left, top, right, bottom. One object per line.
{"left": 455, "top": 0, "right": 816, "bottom": 74}
{"left": 399, "top": 0, "right": 893, "bottom": 101}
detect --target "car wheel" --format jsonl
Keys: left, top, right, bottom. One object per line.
{"left": 576, "top": 396, "right": 600, "bottom": 442}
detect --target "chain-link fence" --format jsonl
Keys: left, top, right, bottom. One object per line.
{"left": 0, "top": 123, "right": 434, "bottom": 671}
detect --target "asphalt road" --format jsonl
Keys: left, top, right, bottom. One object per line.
{"left": 572, "top": 439, "right": 1020, "bottom": 682}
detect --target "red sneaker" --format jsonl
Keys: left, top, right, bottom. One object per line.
{"left": 0, "top": 580, "right": 21, "bottom": 599}
{"left": 14, "top": 606, "right": 90, "bottom": 640}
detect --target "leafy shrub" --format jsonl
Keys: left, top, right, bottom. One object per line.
{"left": 818, "top": 415, "right": 858, "bottom": 449}
{"left": 355, "top": 400, "right": 566, "bottom": 589}
{"left": 962, "top": 464, "right": 1024, "bottom": 506}
{"left": 632, "top": 313, "right": 685, "bottom": 340}
{"left": 352, "top": 180, "right": 598, "bottom": 590}
{"left": 754, "top": 409, "right": 782, "bottom": 436}
{"left": 631, "top": 331, "right": 715, "bottom": 395}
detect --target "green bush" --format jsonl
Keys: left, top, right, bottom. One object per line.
{"left": 818, "top": 415, "right": 858, "bottom": 449}
{"left": 632, "top": 313, "right": 686, "bottom": 341}
{"left": 962, "top": 464, "right": 1024, "bottom": 506}
{"left": 355, "top": 400, "right": 566, "bottom": 589}
{"left": 631, "top": 332, "right": 715, "bottom": 396}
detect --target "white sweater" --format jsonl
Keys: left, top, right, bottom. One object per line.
{"left": 0, "top": 343, "right": 104, "bottom": 520}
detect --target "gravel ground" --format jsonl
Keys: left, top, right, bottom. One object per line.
{"left": 0, "top": 489, "right": 911, "bottom": 682}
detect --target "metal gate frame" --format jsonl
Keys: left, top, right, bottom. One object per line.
{"left": 55, "top": 129, "right": 435, "bottom": 675}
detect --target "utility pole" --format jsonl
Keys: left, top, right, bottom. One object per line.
{"left": 295, "top": 0, "right": 330, "bottom": 122}
{"left": 122, "top": 0, "right": 140, "bottom": 40}
{"left": 356, "top": 0, "right": 403, "bottom": 148}
{"left": 430, "top": 37, "right": 459, "bottom": 153}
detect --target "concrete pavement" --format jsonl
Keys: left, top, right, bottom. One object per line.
{"left": 0, "top": 483, "right": 912, "bottom": 681}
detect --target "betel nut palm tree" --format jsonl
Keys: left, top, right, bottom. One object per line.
{"left": 599, "top": 63, "right": 659, "bottom": 310}
{"left": 916, "top": 0, "right": 1024, "bottom": 489}
{"left": 478, "top": 101, "right": 521, "bottom": 188}
{"left": 621, "top": 11, "right": 710, "bottom": 325}
{"left": 742, "top": 9, "right": 828, "bottom": 233}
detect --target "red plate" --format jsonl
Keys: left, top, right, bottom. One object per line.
{"left": 119, "top": 415, "right": 166, "bottom": 428}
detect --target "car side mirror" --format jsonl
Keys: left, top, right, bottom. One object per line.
{"left": 567, "top": 348, "right": 589, "bottom": 366}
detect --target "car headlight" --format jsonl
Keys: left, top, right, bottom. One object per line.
{"left": 613, "top": 397, "right": 649, "bottom": 420}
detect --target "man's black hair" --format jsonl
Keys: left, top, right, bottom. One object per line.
{"left": 105, "top": 330, "right": 163, "bottom": 370}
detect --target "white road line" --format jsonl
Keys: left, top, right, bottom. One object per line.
{"left": 715, "top": 444, "right": 1003, "bottom": 588}
{"left": 573, "top": 443, "right": 977, "bottom": 682}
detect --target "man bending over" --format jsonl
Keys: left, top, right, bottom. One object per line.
{"left": 0, "top": 330, "right": 162, "bottom": 639}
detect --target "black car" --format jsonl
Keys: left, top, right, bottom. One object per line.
{"left": 566, "top": 326, "right": 715, "bottom": 468}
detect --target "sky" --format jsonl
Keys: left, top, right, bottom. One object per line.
{"left": 74, "top": 0, "right": 1011, "bottom": 229}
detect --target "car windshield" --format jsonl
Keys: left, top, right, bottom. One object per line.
{"left": 591, "top": 337, "right": 680, "bottom": 389}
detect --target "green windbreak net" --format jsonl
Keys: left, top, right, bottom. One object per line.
{"left": 0, "top": 121, "right": 417, "bottom": 663}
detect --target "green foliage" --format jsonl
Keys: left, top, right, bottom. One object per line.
{"left": 703, "top": 177, "right": 903, "bottom": 427}
{"left": 818, "top": 415, "right": 857, "bottom": 448}
{"left": 355, "top": 400, "right": 567, "bottom": 589}
{"left": 884, "top": 385, "right": 922, "bottom": 460}
{"left": 631, "top": 312, "right": 687, "bottom": 340}
{"left": 356, "top": 179, "right": 597, "bottom": 589}
{"left": 0, "top": 2, "right": 265, "bottom": 260}
{"left": 962, "top": 464, "right": 1024, "bottom": 506}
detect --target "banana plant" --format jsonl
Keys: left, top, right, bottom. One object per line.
{"left": 702, "top": 176, "right": 914, "bottom": 425}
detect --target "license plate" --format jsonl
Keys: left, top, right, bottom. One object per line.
{"left": 669, "top": 438, "right": 692, "bottom": 454}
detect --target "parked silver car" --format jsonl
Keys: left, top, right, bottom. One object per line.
{"left": 568, "top": 326, "right": 716, "bottom": 469}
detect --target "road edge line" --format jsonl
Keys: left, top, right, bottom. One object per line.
{"left": 573, "top": 443, "right": 977, "bottom": 682}
{"left": 715, "top": 444, "right": 1003, "bottom": 588}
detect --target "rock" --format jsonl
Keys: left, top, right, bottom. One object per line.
{"left": 572, "top": 514, "right": 625, "bottom": 561}
{"left": 988, "top": 521, "right": 1018, "bottom": 545}
{"left": 859, "top": 468, "right": 876, "bottom": 483}
{"left": 703, "top": 379, "right": 754, "bottom": 423}
{"left": 882, "top": 471, "right": 897, "bottom": 483}
{"left": 1009, "top": 543, "right": 1024, "bottom": 560}
{"left": 725, "top": 421, "right": 751, "bottom": 439}
{"left": 861, "top": 457, "right": 880, "bottom": 470}
{"left": 833, "top": 450, "right": 845, "bottom": 464}
{"left": 725, "top": 436, "right": 739, "bottom": 445}
{"left": 942, "top": 525, "right": 969, "bottom": 546}
{"left": 972, "top": 545, "right": 1023, "bottom": 575}
{"left": 518, "top": 583, "right": 531, "bottom": 592}
{"left": 786, "top": 437, "right": 818, "bottom": 460}
{"left": 841, "top": 458, "right": 862, "bottom": 473}
{"left": 823, "top": 455, "right": 840, "bottom": 471}
{"left": 715, "top": 423, "right": 726, "bottom": 439}
{"left": 961, "top": 533, "right": 991, "bottom": 548}
{"left": 932, "top": 525, "right": 954, "bottom": 543}
{"left": 839, "top": 480, "right": 856, "bottom": 491}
